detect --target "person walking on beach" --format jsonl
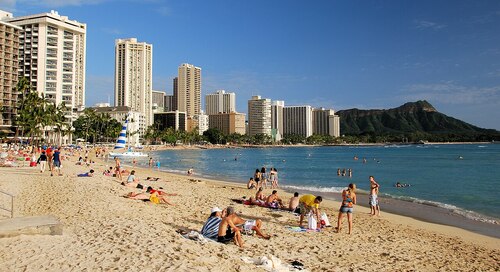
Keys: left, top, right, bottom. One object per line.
{"left": 148, "top": 157, "right": 153, "bottom": 168}
{"left": 298, "top": 194, "right": 323, "bottom": 228}
{"left": 261, "top": 167, "right": 268, "bottom": 189}
{"left": 336, "top": 183, "right": 357, "bottom": 234}
{"left": 369, "top": 176, "right": 380, "bottom": 216}
{"left": 37, "top": 151, "right": 47, "bottom": 173}
{"left": 51, "top": 149, "right": 62, "bottom": 176}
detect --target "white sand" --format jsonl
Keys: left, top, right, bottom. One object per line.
{"left": 0, "top": 153, "right": 498, "bottom": 271}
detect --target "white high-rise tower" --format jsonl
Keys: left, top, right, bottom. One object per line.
{"left": 4, "top": 10, "right": 86, "bottom": 120}
{"left": 114, "top": 38, "right": 153, "bottom": 131}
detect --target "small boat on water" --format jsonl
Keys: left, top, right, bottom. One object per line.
{"left": 108, "top": 114, "right": 148, "bottom": 158}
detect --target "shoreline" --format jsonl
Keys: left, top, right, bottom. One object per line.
{"left": 127, "top": 159, "right": 500, "bottom": 240}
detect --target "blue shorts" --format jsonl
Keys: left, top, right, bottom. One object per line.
{"left": 53, "top": 160, "right": 61, "bottom": 168}
{"left": 339, "top": 206, "right": 353, "bottom": 214}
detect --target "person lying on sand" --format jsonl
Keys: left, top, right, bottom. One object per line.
{"left": 146, "top": 177, "right": 160, "bottom": 181}
{"left": 124, "top": 190, "right": 175, "bottom": 205}
{"left": 77, "top": 169, "right": 94, "bottom": 177}
{"left": 248, "top": 187, "right": 266, "bottom": 205}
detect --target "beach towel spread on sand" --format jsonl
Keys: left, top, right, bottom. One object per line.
{"left": 241, "top": 255, "right": 309, "bottom": 272}
{"left": 286, "top": 226, "right": 320, "bottom": 233}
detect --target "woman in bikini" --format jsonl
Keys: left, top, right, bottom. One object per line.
{"left": 336, "top": 183, "right": 357, "bottom": 234}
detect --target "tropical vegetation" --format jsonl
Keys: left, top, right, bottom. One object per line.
{"left": 14, "top": 77, "right": 70, "bottom": 145}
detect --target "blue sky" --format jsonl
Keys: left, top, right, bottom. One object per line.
{"left": 2, "top": 0, "right": 500, "bottom": 130}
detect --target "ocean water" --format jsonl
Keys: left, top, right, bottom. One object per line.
{"left": 134, "top": 144, "right": 500, "bottom": 223}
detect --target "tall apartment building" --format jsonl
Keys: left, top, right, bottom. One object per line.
{"left": 271, "top": 100, "right": 284, "bottom": 141}
{"left": 114, "top": 38, "right": 153, "bottom": 133}
{"left": 247, "top": 95, "right": 271, "bottom": 136}
{"left": 208, "top": 112, "right": 246, "bottom": 135}
{"left": 172, "top": 77, "right": 178, "bottom": 111}
{"left": 283, "top": 105, "right": 313, "bottom": 138}
{"left": 312, "top": 108, "right": 340, "bottom": 137}
{"left": 0, "top": 12, "right": 21, "bottom": 132}
{"left": 176, "top": 63, "right": 201, "bottom": 118}
{"left": 164, "top": 94, "right": 174, "bottom": 112}
{"left": 152, "top": 90, "right": 165, "bottom": 112}
{"left": 194, "top": 110, "right": 209, "bottom": 135}
{"left": 4, "top": 10, "right": 86, "bottom": 121}
{"left": 205, "top": 90, "right": 236, "bottom": 114}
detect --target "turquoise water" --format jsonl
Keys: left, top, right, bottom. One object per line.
{"left": 139, "top": 144, "right": 500, "bottom": 222}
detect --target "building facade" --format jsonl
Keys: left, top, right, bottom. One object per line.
{"left": 172, "top": 77, "right": 178, "bottom": 111}
{"left": 114, "top": 38, "right": 153, "bottom": 130}
{"left": 208, "top": 112, "right": 246, "bottom": 135}
{"left": 0, "top": 12, "right": 21, "bottom": 132}
{"left": 176, "top": 63, "right": 201, "bottom": 118}
{"left": 205, "top": 90, "right": 236, "bottom": 115}
{"left": 271, "top": 100, "right": 284, "bottom": 142}
{"left": 283, "top": 105, "right": 313, "bottom": 138}
{"left": 89, "top": 105, "right": 144, "bottom": 146}
{"left": 247, "top": 95, "right": 271, "bottom": 136}
{"left": 4, "top": 10, "right": 86, "bottom": 122}
{"left": 312, "top": 107, "right": 340, "bottom": 137}
{"left": 152, "top": 90, "right": 165, "bottom": 113}
{"left": 154, "top": 111, "right": 186, "bottom": 131}
{"left": 164, "top": 94, "right": 174, "bottom": 112}
{"left": 196, "top": 110, "right": 209, "bottom": 135}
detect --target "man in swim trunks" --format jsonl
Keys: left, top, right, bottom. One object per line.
{"left": 369, "top": 176, "right": 380, "bottom": 216}
{"left": 298, "top": 194, "right": 322, "bottom": 228}
{"left": 288, "top": 192, "right": 300, "bottom": 212}
{"left": 265, "top": 190, "right": 283, "bottom": 208}
{"left": 217, "top": 206, "right": 244, "bottom": 247}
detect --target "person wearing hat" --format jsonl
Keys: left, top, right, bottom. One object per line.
{"left": 200, "top": 207, "right": 226, "bottom": 240}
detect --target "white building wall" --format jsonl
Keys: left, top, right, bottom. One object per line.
{"left": 247, "top": 95, "right": 272, "bottom": 136}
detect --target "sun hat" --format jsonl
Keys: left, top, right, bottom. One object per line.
{"left": 211, "top": 207, "right": 222, "bottom": 213}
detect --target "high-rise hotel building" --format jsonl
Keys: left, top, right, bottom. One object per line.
{"left": 312, "top": 108, "right": 340, "bottom": 137}
{"left": 0, "top": 11, "right": 21, "bottom": 132}
{"left": 205, "top": 90, "right": 236, "bottom": 114}
{"left": 176, "top": 63, "right": 201, "bottom": 118}
{"left": 271, "top": 100, "right": 284, "bottom": 141}
{"left": 247, "top": 95, "right": 271, "bottom": 136}
{"left": 4, "top": 10, "right": 86, "bottom": 121}
{"left": 283, "top": 105, "right": 313, "bottom": 138}
{"left": 114, "top": 38, "right": 153, "bottom": 131}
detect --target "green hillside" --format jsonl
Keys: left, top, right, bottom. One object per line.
{"left": 337, "top": 101, "right": 500, "bottom": 142}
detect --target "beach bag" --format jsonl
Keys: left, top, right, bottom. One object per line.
{"left": 308, "top": 212, "right": 317, "bottom": 230}
{"left": 321, "top": 212, "right": 331, "bottom": 227}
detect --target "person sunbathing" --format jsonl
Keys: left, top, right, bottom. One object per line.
{"left": 146, "top": 177, "right": 160, "bottom": 181}
{"left": 265, "top": 190, "right": 283, "bottom": 208}
{"left": 124, "top": 190, "right": 175, "bottom": 205}
{"left": 77, "top": 169, "right": 95, "bottom": 177}
{"left": 248, "top": 187, "right": 266, "bottom": 205}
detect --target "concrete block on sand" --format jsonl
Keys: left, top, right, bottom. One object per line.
{"left": 0, "top": 215, "right": 62, "bottom": 238}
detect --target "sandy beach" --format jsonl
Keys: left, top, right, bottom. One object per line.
{"left": 0, "top": 152, "right": 499, "bottom": 271}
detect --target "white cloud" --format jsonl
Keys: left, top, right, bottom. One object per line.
{"left": 414, "top": 20, "right": 447, "bottom": 30}
{"left": 399, "top": 83, "right": 500, "bottom": 105}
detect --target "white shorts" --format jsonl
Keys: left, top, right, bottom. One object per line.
{"left": 244, "top": 220, "right": 256, "bottom": 231}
